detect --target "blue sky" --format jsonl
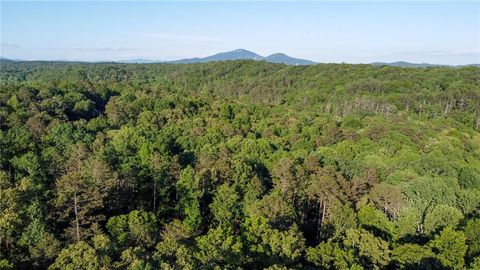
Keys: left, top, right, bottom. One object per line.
{"left": 1, "top": 1, "right": 479, "bottom": 64}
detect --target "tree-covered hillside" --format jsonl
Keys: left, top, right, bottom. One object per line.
{"left": 1, "top": 60, "right": 479, "bottom": 269}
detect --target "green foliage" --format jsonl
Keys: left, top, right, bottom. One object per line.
{"left": 395, "top": 207, "right": 421, "bottom": 240}
{"left": 155, "top": 219, "right": 195, "bottom": 270}
{"left": 470, "top": 257, "right": 480, "bottom": 270}
{"left": 73, "top": 100, "right": 96, "bottom": 118}
{"left": 106, "top": 210, "right": 157, "bottom": 247}
{"left": 429, "top": 227, "right": 467, "bottom": 270}
{"left": 210, "top": 183, "right": 241, "bottom": 227}
{"left": 329, "top": 203, "right": 357, "bottom": 237}
{"left": 28, "top": 233, "right": 62, "bottom": 268}
{"left": 343, "top": 229, "right": 391, "bottom": 270}
{"left": 391, "top": 244, "right": 436, "bottom": 269}
{"left": 49, "top": 241, "right": 110, "bottom": 270}
{"left": 195, "top": 225, "right": 243, "bottom": 268}
{"left": 423, "top": 205, "right": 463, "bottom": 235}
{"left": 464, "top": 219, "right": 480, "bottom": 259}
{"left": 1, "top": 61, "right": 479, "bottom": 269}
{"left": 458, "top": 166, "right": 480, "bottom": 189}
{"left": 358, "top": 204, "right": 395, "bottom": 240}
{"left": 306, "top": 241, "right": 355, "bottom": 269}
{"left": 242, "top": 216, "right": 305, "bottom": 266}
{"left": 177, "top": 166, "right": 203, "bottom": 232}
{"left": 0, "top": 259, "right": 13, "bottom": 270}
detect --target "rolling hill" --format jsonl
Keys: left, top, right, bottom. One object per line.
{"left": 170, "top": 49, "right": 316, "bottom": 65}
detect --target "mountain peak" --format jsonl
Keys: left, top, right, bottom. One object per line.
{"left": 265, "top": 52, "right": 315, "bottom": 65}
{"left": 170, "top": 49, "right": 316, "bottom": 65}
{"left": 232, "top": 49, "right": 250, "bottom": 53}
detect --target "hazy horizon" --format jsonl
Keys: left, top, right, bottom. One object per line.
{"left": 2, "top": 1, "right": 479, "bottom": 65}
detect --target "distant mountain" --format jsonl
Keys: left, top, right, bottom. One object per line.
{"left": 171, "top": 49, "right": 262, "bottom": 64}
{"left": 264, "top": 53, "right": 316, "bottom": 65}
{"left": 457, "top": 63, "right": 480, "bottom": 67}
{"left": 0, "top": 57, "right": 95, "bottom": 63}
{"left": 170, "top": 49, "right": 315, "bottom": 65}
{"left": 370, "top": 61, "right": 480, "bottom": 68}
{"left": 0, "top": 57, "right": 22, "bottom": 62}
{"left": 118, "top": 59, "right": 161, "bottom": 64}
{"left": 369, "top": 61, "right": 448, "bottom": 68}
{"left": 2, "top": 54, "right": 478, "bottom": 67}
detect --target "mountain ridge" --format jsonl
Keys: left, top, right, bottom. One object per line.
{"left": 1, "top": 53, "right": 479, "bottom": 67}
{"left": 170, "top": 49, "right": 314, "bottom": 65}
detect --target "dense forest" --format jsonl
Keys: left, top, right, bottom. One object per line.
{"left": 1, "top": 59, "right": 479, "bottom": 269}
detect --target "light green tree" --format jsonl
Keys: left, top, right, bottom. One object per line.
{"left": 391, "top": 243, "right": 435, "bottom": 269}
{"left": 429, "top": 227, "right": 467, "bottom": 270}
{"left": 49, "top": 241, "right": 111, "bottom": 270}
{"left": 177, "top": 166, "right": 203, "bottom": 232}
{"left": 343, "top": 228, "right": 391, "bottom": 270}
{"left": 423, "top": 205, "right": 463, "bottom": 235}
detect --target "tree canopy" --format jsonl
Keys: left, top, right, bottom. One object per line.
{"left": 1, "top": 60, "right": 479, "bottom": 269}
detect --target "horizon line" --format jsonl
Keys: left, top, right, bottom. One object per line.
{"left": 1, "top": 56, "right": 479, "bottom": 67}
